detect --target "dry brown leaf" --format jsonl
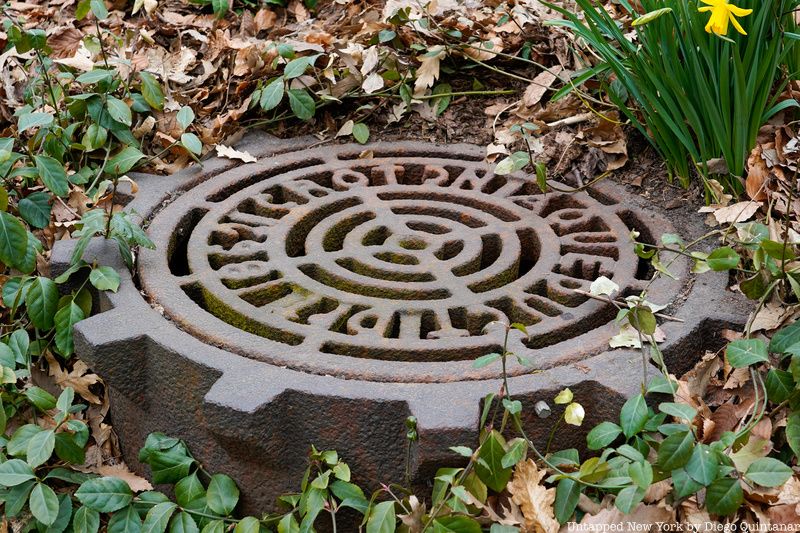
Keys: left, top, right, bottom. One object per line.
{"left": 414, "top": 48, "right": 444, "bottom": 95}
{"left": 48, "top": 27, "right": 84, "bottom": 59}
{"left": 723, "top": 367, "right": 750, "bottom": 390}
{"left": 288, "top": 0, "right": 309, "bottom": 21}
{"left": 751, "top": 302, "right": 791, "bottom": 333}
{"left": 254, "top": 8, "right": 277, "bottom": 31}
{"left": 216, "top": 144, "right": 257, "bottom": 163}
{"left": 462, "top": 35, "right": 503, "bottom": 61}
{"left": 777, "top": 476, "right": 800, "bottom": 505}
{"left": 522, "top": 66, "right": 562, "bottom": 108}
{"left": 731, "top": 436, "right": 772, "bottom": 472}
{"left": 678, "top": 352, "right": 721, "bottom": 407}
{"left": 508, "top": 459, "right": 559, "bottom": 533}
{"left": 97, "top": 464, "right": 153, "bottom": 492}
{"left": 397, "top": 495, "right": 426, "bottom": 533}
{"left": 747, "top": 146, "right": 770, "bottom": 201}
{"left": 583, "top": 116, "right": 628, "bottom": 171}
{"left": 574, "top": 503, "right": 674, "bottom": 529}
{"left": 703, "top": 403, "right": 738, "bottom": 443}
{"left": 710, "top": 200, "right": 761, "bottom": 225}
{"left": 768, "top": 503, "right": 800, "bottom": 526}
{"left": 643, "top": 479, "right": 671, "bottom": 503}
{"left": 46, "top": 353, "right": 103, "bottom": 404}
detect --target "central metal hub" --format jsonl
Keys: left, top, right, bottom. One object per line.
{"left": 141, "top": 146, "right": 646, "bottom": 382}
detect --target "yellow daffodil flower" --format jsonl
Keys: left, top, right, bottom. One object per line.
{"left": 698, "top": 0, "right": 753, "bottom": 36}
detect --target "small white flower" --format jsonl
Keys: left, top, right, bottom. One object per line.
{"left": 589, "top": 276, "right": 619, "bottom": 297}
{"left": 564, "top": 403, "right": 585, "bottom": 426}
{"left": 554, "top": 388, "right": 573, "bottom": 405}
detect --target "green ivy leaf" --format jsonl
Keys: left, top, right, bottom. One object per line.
{"left": 706, "top": 247, "right": 740, "bottom": 271}
{"left": 494, "top": 151, "right": 529, "bottom": 175}
{"left": 761, "top": 240, "right": 796, "bottom": 261}
{"left": 90, "top": 266, "right": 121, "bottom": 292}
{"left": 77, "top": 69, "right": 113, "bottom": 84}
{"left": 55, "top": 301, "right": 85, "bottom": 356}
{"left": 206, "top": 474, "right": 239, "bottom": 516}
{"left": 685, "top": 444, "right": 718, "bottom": 486}
{"left": 770, "top": 320, "right": 800, "bottom": 354}
{"left": 201, "top": 521, "right": 225, "bottom": 533}
{"left": 139, "top": 72, "right": 165, "bottom": 110}
{"left": 143, "top": 502, "right": 178, "bottom": 533}
{"left": 657, "top": 430, "right": 694, "bottom": 471}
{"left": 8, "top": 424, "right": 43, "bottom": 457}
{"left": 176, "top": 107, "right": 195, "bottom": 131}
{"left": 705, "top": 477, "right": 743, "bottom": 516}
{"left": 46, "top": 493, "right": 73, "bottom": 533}
{"left": 500, "top": 439, "right": 527, "bottom": 469}
{"left": 619, "top": 394, "right": 648, "bottom": 438}
{"left": 107, "top": 96, "right": 133, "bottom": 126}
{"left": 24, "top": 386, "right": 57, "bottom": 411}
{"left": 75, "top": 477, "right": 134, "bottom": 513}
{"left": 672, "top": 468, "right": 703, "bottom": 498}
{"left": 18, "top": 112, "right": 54, "bottom": 132}
{"left": 26, "top": 277, "right": 59, "bottom": 330}
{"left": 73, "top": 505, "right": 101, "bottom": 533}
{"left": 283, "top": 56, "right": 315, "bottom": 79}
{"left": 352, "top": 123, "right": 370, "bottom": 144}
{"left": 586, "top": 422, "right": 622, "bottom": 450}
{"left": 26, "top": 428, "right": 55, "bottom": 468}
{"left": 108, "top": 505, "right": 143, "bottom": 533}
{"left": 475, "top": 430, "right": 512, "bottom": 492}
{"left": 0, "top": 211, "right": 28, "bottom": 270}
{"left": 432, "top": 516, "right": 481, "bottom": 533}
{"left": 233, "top": 517, "right": 260, "bottom": 533}
{"left": 90, "top": 0, "right": 108, "bottom": 19}
{"left": 765, "top": 369, "right": 794, "bottom": 403}
{"left": 745, "top": 457, "right": 793, "bottom": 487}
{"left": 276, "top": 515, "right": 298, "bottom": 533}
{"left": 19, "top": 192, "right": 53, "bottom": 229}
{"left": 34, "top": 155, "right": 69, "bottom": 197}
{"left": 366, "top": 501, "right": 396, "bottom": 533}
{"left": 180, "top": 133, "right": 202, "bottom": 156}
{"left": 553, "top": 478, "right": 580, "bottom": 524}
{"left": 614, "top": 485, "right": 645, "bottom": 514}
{"left": 30, "top": 482, "right": 60, "bottom": 526}
{"left": 175, "top": 473, "right": 205, "bottom": 508}
{"left": 658, "top": 402, "right": 697, "bottom": 422}
{"left": 108, "top": 147, "right": 144, "bottom": 176}
{"left": 260, "top": 78, "right": 285, "bottom": 111}
{"left": 287, "top": 89, "right": 315, "bottom": 121}
{"left": 0, "top": 458, "right": 36, "bottom": 486}
{"left": 169, "top": 512, "right": 198, "bottom": 533}
{"left": 473, "top": 352, "right": 501, "bottom": 369}
{"left": 726, "top": 339, "right": 768, "bottom": 368}
{"left": 210, "top": 0, "right": 228, "bottom": 18}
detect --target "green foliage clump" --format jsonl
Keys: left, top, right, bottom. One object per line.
{"left": 548, "top": 0, "right": 798, "bottom": 194}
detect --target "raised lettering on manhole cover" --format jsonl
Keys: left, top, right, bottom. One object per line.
{"left": 142, "top": 146, "right": 655, "bottom": 382}
{"left": 58, "top": 139, "right": 746, "bottom": 510}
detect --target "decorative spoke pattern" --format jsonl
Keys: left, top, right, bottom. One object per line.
{"left": 142, "top": 146, "right": 649, "bottom": 368}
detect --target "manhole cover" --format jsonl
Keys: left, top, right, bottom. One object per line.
{"left": 142, "top": 145, "right": 652, "bottom": 382}
{"left": 54, "top": 136, "right": 747, "bottom": 511}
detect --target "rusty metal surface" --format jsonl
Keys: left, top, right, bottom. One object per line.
{"left": 52, "top": 135, "right": 750, "bottom": 512}
{"left": 139, "top": 143, "right": 662, "bottom": 382}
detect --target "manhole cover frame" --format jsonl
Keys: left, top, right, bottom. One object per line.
{"left": 51, "top": 133, "right": 749, "bottom": 511}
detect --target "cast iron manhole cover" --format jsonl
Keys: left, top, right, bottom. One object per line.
{"left": 142, "top": 145, "right": 654, "bottom": 382}
{"left": 54, "top": 136, "right": 747, "bottom": 511}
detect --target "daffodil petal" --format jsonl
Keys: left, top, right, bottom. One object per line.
{"left": 728, "top": 5, "right": 753, "bottom": 16}
{"left": 729, "top": 13, "right": 747, "bottom": 35}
